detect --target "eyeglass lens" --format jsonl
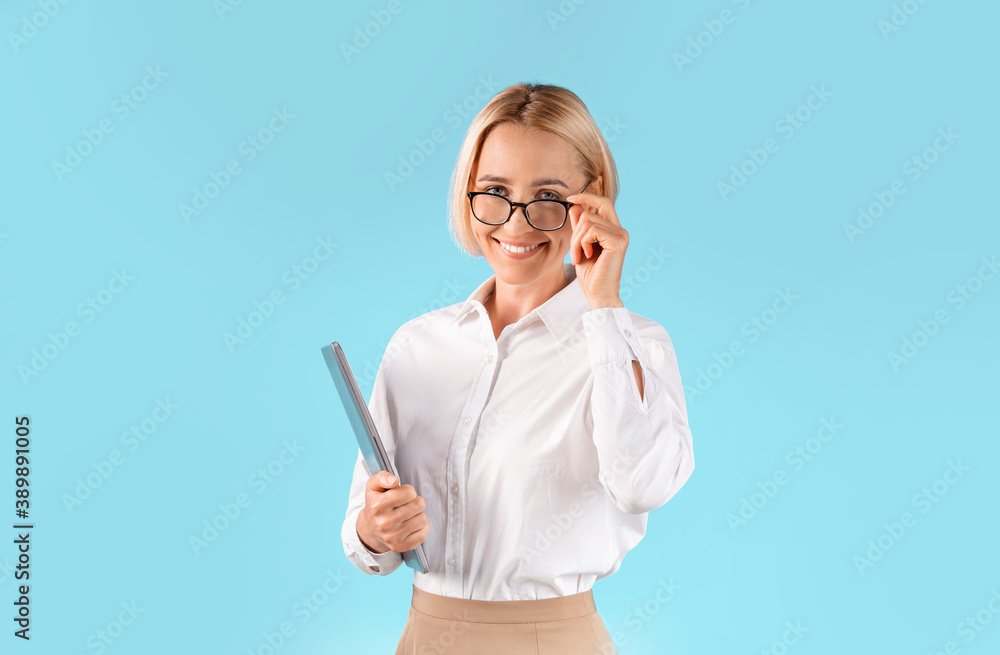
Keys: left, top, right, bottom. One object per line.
{"left": 471, "top": 196, "right": 567, "bottom": 230}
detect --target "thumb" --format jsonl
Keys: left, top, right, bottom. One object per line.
{"left": 369, "top": 470, "right": 399, "bottom": 491}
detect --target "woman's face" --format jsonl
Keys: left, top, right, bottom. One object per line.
{"left": 468, "top": 122, "right": 590, "bottom": 284}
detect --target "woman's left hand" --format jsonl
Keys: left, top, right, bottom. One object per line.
{"left": 566, "top": 190, "right": 629, "bottom": 309}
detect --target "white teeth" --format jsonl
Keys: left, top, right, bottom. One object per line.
{"left": 497, "top": 240, "right": 542, "bottom": 254}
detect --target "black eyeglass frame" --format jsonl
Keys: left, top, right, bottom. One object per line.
{"left": 466, "top": 179, "right": 592, "bottom": 232}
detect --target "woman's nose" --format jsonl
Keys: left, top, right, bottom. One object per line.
{"left": 507, "top": 204, "right": 534, "bottom": 231}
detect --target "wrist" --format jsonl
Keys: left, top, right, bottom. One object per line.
{"left": 589, "top": 297, "right": 624, "bottom": 310}
{"left": 356, "top": 508, "right": 389, "bottom": 554}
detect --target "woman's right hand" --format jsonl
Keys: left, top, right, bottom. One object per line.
{"left": 356, "top": 470, "right": 429, "bottom": 554}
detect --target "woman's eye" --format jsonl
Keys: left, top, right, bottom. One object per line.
{"left": 539, "top": 190, "right": 560, "bottom": 201}
{"left": 485, "top": 186, "right": 506, "bottom": 195}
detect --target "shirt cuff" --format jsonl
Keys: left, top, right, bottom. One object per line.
{"left": 344, "top": 507, "right": 402, "bottom": 574}
{"left": 582, "top": 306, "right": 647, "bottom": 368}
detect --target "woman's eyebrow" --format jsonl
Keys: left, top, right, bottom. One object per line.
{"left": 476, "top": 175, "right": 569, "bottom": 188}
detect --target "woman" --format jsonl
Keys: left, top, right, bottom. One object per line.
{"left": 341, "top": 82, "right": 695, "bottom": 654}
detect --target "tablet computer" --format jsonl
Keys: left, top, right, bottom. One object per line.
{"left": 321, "top": 341, "right": 429, "bottom": 574}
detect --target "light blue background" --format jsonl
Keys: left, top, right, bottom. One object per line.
{"left": 2, "top": 1, "right": 998, "bottom": 653}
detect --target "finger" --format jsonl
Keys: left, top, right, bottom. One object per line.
{"left": 567, "top": 191, "right": 619, "bottom": 226}
{"left": 399, "top": 517, "right": 430, "bottom": 549}
{"left": 566, "top": 191, "right": 609, "bottom": 213}
{"left": 569, "top": 205, "right": 585, "bottom": 265}
{"left": 384, "top": 483, "right": 418, "bottom": 509}
{"left": 576, "top": 214, "right": 605, "bottom": 260}
{"left": 371, "top": 486, "right": 417, "bottom": 517}
{"left": 394, "top": 495, "right": 427, "bottom": 523}
{"left": 585, "top": 228, "right": 601, "bottom": 260}
{"left": 576, "top": 225, "right": 593, "bottom": 262}
{"left": 574, "top": 219, "right": 595, "bottom": 264}
{"left": 398, "top": 506, "right": 428, "bottom": 533}
{"left": 566, "top": 190, "right": 605, "bottom": 205}
{"left": 367, "top": 470, "right": 399, "bottom": 493}
{"left": 383, "top": 509, "right": 428, "bottom": 547}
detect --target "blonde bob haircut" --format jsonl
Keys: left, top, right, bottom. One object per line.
{"left": 447, "top": 83, "right": 620, "bottom": 258}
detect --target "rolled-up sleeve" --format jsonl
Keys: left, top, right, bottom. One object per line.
{"left": 582, "top": 306, "right": 695, "bottom": 515}
{"left": 341, "top": 345, "right": 404, "bottom": 576}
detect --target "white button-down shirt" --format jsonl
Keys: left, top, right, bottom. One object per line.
{"left": 341, "top": 262, "right": 694, "bottom": 600}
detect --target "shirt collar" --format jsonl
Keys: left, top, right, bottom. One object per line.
{"left": 448, "top": 262, "right": 589, "bottom": 343}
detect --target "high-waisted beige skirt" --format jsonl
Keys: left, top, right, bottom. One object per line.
{"left": 394, "top": 584, "right": 619, "bottom": 654}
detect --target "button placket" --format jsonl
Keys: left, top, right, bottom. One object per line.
{"left": 443, "top": 316, "right": 500, "bottom": 596}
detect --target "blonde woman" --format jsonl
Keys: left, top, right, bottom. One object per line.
{"left": 341, "top": 82, "right": 695, "bottom": 654}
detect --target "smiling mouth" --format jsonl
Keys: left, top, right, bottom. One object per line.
{"left": 494, "top": 237, "right": 546, "bottom": 254}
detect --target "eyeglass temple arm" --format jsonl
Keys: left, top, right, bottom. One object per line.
{"left": 568, "top": 179, "right": 593, "bottom": 205}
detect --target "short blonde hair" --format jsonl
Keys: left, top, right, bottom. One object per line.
{"left": 447, "top": 83, "right": 620, "bottom": 258}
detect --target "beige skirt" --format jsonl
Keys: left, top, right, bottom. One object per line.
{"left": 394, "top": 584, "right": 619, "bottom": 655}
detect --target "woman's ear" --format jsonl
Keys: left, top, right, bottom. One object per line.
{"left": 594, "top": 174, "right": 604, "bottom": 196}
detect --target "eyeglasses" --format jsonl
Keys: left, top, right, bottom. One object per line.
{"left": 467, "top": 180, "right": 592, "bottom": 231}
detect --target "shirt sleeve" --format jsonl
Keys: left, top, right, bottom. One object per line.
{"left": 582, "top": 306, "right": 695, "bottom": 515}
{"left": 342, "top": 450, "right": 405, "bottom": 575}
{"left": 340, "top": 343, "right": 405, "bottom": 576}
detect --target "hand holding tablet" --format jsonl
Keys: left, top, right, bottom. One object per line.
{"left": 321, "top": 341, "right": 430, "bottom": 573}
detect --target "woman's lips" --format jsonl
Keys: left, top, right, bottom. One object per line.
{"left": 494, "top": 237, "right": 546, "bottom": 259}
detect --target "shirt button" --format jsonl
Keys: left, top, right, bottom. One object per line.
{"left": 448, "top": 555, "right": 457, "bottom": 567}
{"left": 464, "top": 417, "right": 471, "bottom": 425}
{"left": 624, "top": 329, "right": 632, "bottom": 337}
{"left": 488, "top": 354, "right": 494, "bottom": 364}
{"left": 451, "top": 485, "right": 459, "bottom": 495}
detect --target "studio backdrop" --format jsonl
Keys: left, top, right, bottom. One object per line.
{"left": 2, "top": 1, "right": 998, "bottom": 653}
